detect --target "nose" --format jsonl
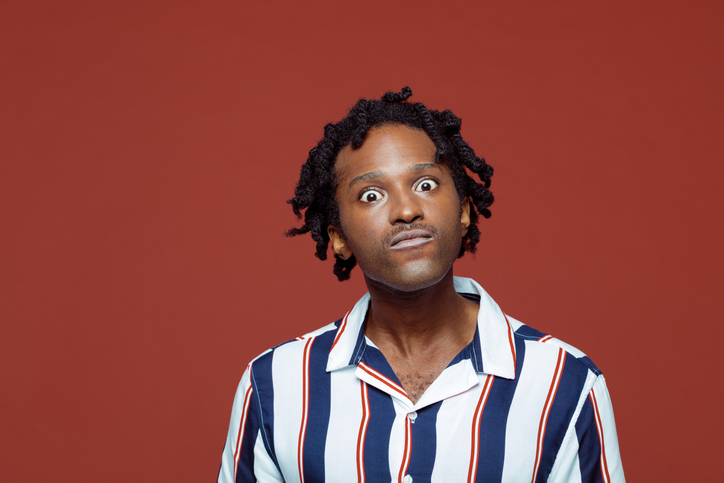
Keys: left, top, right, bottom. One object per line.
{"left": 389, "top": 190, "right": 423, "bottom": 225}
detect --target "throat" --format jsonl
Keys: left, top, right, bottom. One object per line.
{"left": 362, "top": 275, "right": 480, "bottom": 404}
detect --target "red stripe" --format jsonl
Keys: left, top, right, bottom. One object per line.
{"left": 590, "top": 390, "right": 611, "bottom": 483}
{"left": 329, "top": 311, "right": 350, "bottom": 353}
{"left": 397, "top": 417, "right": 412, "bottom": 483}
{"left": 538, "top": 335, "right": 553, "bottom": 343}
{"left": 503, "top": 313, "right": 517, "bottom": 370}
{"left": 232, "top": 382, "right": 254, "bottom": 480}
{"left": 297, "top": 337, "right": 314, "bottom": 483}
{"left": 467, "top": 375, "right": 494, "bottom": 482}
{"left": 356, "top": 382, "right": 370, "bottom": 483}
{"left": 531, "top": 348, "right": 566, "bottom": 482}
{"left": 358, "top": 362, "right": 409, "bottom": 399}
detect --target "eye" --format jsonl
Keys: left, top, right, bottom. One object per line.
{"left": 359, "top": 189, "right": 384, "bottom": 203}
{"left": 415, "top": 178, "right": 439, "bottom": 192}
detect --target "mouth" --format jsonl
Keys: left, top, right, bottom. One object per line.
{"left": 389, "top": 229, "right": 434, "bottom": 250}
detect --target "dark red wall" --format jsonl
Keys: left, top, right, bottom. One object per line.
{"left": 2, "top": 1, "right": 722, "bottom": 481}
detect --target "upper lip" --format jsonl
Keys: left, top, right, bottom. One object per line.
{"left": 389, "top": 229, "right": 434, "bottom": 248}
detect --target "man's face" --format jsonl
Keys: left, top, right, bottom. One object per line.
{"left": 329, "top": 124, "right": 470, "bottom": 292}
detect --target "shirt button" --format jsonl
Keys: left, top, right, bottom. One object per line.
{"left": 403, "top": 475, "right": 413, "bottom": 483}
{"left": 408, "top": 411, "right": 417, "bottom": 422}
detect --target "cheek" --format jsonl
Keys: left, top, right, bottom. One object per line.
{"left": 339, "top": 220, "right": 369, "bottom": 254}
{"left": 345, "top": 225, "right": 381, "bottom": 254}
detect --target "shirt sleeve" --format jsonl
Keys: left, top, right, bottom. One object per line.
{"left": 549, "top": 374, "right": 625, "bottom": 483}
{"left": 218, "top": 365, "right": 283, "bottom": 483}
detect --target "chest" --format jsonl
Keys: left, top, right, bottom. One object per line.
{"left": 388, "top": 358, "right": 450, "bottom": 404}
{"left": 269, "top": 371, "right": 570, "bottom": 483}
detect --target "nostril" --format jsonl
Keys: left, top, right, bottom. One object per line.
{"left": 396, "top": 214, "right": 421, "bottom": 224}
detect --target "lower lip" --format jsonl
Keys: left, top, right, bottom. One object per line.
{"left": 390, "top": 237, "right": 433, "bottom": 249}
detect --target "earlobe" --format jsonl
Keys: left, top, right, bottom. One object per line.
{"left": 327, "top": 225, "right": 353, "bottom": 260}
{"left": 460, "top": 199, "right": 471, "bottom": 236}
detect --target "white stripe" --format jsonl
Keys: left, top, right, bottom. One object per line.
{"left": 218, "top": 367, "right": 252, "bottom": 483}
{"left": 253, "top": 432, "right": 284, "bottom": 482}
{"left": 324, "top": 368, "right": 364, "bottom": 480}
{"left": 590, "top": 386, "right": 615, "bottom": 483}
{"left": 430, "top": 377, "right": 483, "bottom": 481}
{"left": 531, "top": 348, "right": 565, "bottom": 480}
{"left": 501, "top": 341, "right": 561, "bottom": 480}
{"left": 591, "top": 376, "right": 625, "bottom": 482}
{"left": 272, "top": 340, "right": 307, "bottom": 483}
{"left": 387, "top": 399, "right": 411, "bottom": 481}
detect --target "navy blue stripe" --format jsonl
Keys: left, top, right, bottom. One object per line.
{"left": 534, "top": 352, "right": 590, "bottom": 482}
{"left": 447, "top": 327, "right": 481, "bottom": 372}
{"left": 474, "top": 335, "right": 526, "bottom": 482}
{"left": 302, "top": 333, "right": 334, "bottom": 482}
{"left": 249, "top": 352, "right": 281, "bottom": 475}
{"left": 469, "top": 325, "right": 484, "bottom": 372}
{"left": 579, "top": 355, "right": 602, "bottom": 376}
{"left": 447, "top": 341, "right": 471, "bottom": 367}
{"left": 459, "top": 292, "right": 481, "bottom": 303}
{"left": 457, "top": 294, "right": 484, "bottom": 372}
{"left": 236, "top": 383, "right": 261, "bottom": 483}
{"left": 514, "top": 324, "right": 548, "bottom": 341}
{"left": 575, "top": 395, "right": 605, "bottom": 483}
{"left": 407, "top": 401, "right": 443, "bottom": 483}
{"left": 363, "top": 384, "right": 396, "bottom": 482}
{"left": 270, "top": 337, "right": 302, "bottom": 350}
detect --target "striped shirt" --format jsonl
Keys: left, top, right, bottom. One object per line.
{"left": 218, "top": 277, "right": 624, "bottom": 482}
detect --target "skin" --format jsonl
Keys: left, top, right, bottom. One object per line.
{"left": 328, "top": 124, "right": 480, "bottom": 404}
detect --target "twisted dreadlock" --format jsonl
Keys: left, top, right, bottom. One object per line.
{"left": 286, "top": 87, "right": 494, "bottom": 281}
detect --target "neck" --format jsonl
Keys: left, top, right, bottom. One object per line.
{"left": 363, "top": 270, "right": 478, "bottom": 359}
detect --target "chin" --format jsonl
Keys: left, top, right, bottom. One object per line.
{"left": 365, "top": 262, "right": 453, "bottom": 293}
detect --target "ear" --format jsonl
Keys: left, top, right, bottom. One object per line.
{"left": 460, "top": 199, "right": 471, "bottom": 237}
{"left": 327, "top": 225, "right": 353, "bottom": 260}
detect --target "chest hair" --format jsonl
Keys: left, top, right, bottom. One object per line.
{"left": 392, "top": 358, "right": 451, "bottom": 404}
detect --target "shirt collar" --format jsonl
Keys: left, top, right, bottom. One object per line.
{"left": 326, "top": 276, "right": 517, "bottom": 380}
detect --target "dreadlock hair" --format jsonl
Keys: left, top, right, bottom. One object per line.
{"left": 286, "top": 86, "right": 494, "bottom": 282}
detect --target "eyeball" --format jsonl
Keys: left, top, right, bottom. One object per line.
{"left": 360, "top": 189, "right": 383, "bottom": 203}
{"left": 415, "top": 179, "right": 439, "bottom": 192}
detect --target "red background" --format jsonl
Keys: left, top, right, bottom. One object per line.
{"left": 2, "top": 1, "right": 722, "bottom": 481}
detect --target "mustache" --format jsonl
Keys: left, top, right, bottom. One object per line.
{"left": 381, "top": 222, "right": 439, "bottom": 248}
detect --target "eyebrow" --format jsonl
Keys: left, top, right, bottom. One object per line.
{"left": 348, "top": 163, "right": 442, "bottom": 188}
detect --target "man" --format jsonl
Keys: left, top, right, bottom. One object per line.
{"left": 218, "top": 87, "right": 624, "bottom": 482}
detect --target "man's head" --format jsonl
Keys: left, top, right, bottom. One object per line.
{"left": 286, "top": 87, "right": 494, "bottom": 282}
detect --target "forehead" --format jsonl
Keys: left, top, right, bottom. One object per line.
{"left": 334, "top": 124, "right": 438, "bottom": 180}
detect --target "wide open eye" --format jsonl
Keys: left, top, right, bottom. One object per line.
{"left": 359, "top": 189, "right": 384, "bottom": 203}
{"left": 414, "top": 178, "right": 439, "bottom": 192}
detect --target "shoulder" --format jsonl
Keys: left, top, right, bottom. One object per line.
{"left": 507, "top": 314, "right": 603, "bottom": 377}
{"left": 506, "top": 315, "right": 611, "bottom": 442}
{"left": 246, "top": 319, "right": 342, "bottom": 373}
